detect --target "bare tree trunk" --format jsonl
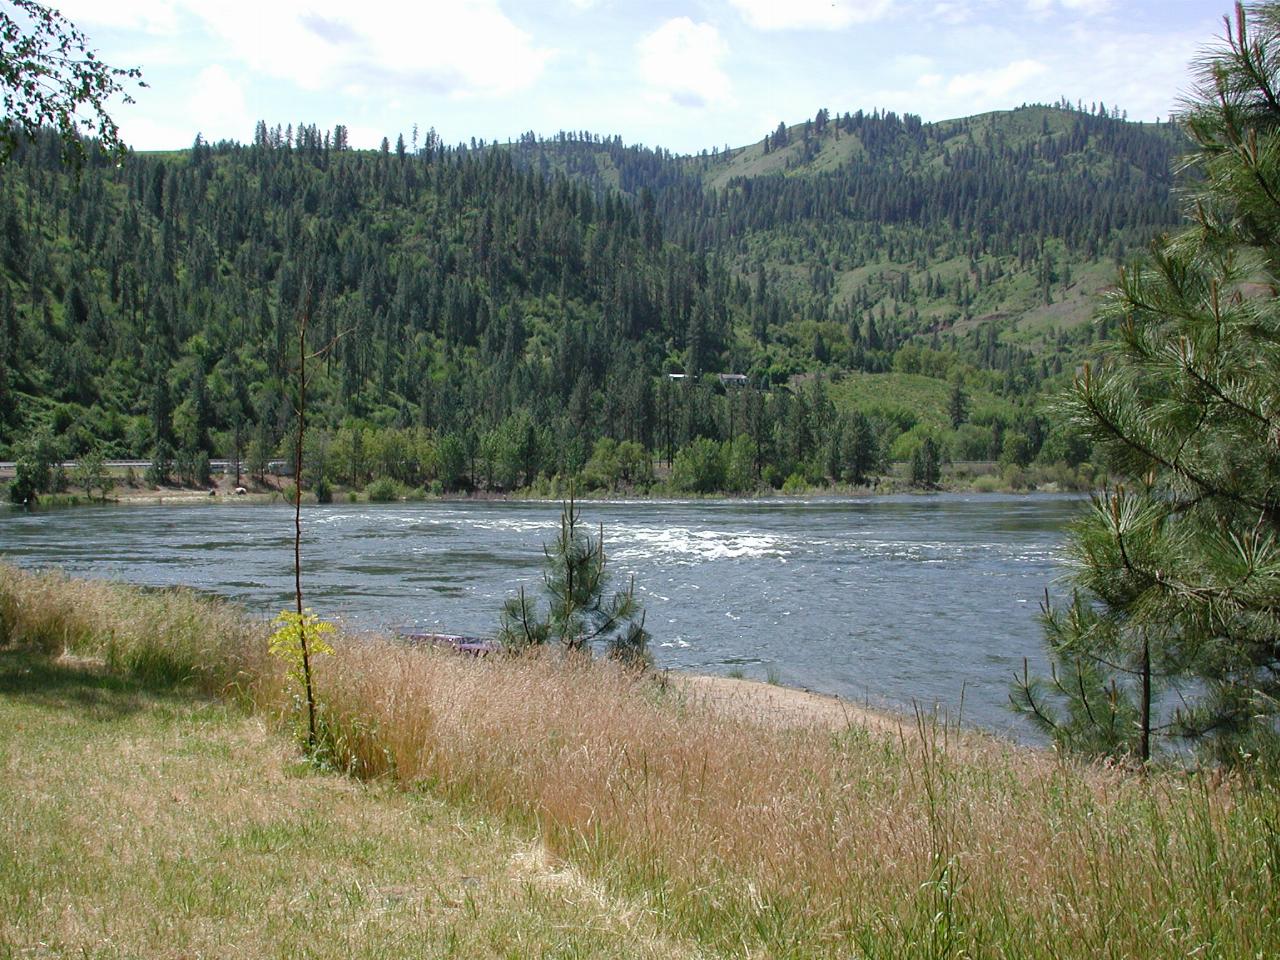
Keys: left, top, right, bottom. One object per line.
{"left": 294, "top": 292, "right": 316, "bottom": 749}
{"left": 1139, "top": 632, "right": 1151, "bottom": 764}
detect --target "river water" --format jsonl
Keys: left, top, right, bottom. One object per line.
{"left": 0, "top": 494, "right": 1083, "bottom": 739}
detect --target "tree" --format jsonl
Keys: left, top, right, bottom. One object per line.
{"left": 284, "top": 293, "right": 322, "bottom": 748}
{"left": 72, "top": 446, "right": 109, "bottom": 500}
{"left": 671, "top": 436, "right": 724, "bottom": 493}
{"left": 0, "top": 1, "right": 143, "bottom": 164}
{"left": 8, "top": 425, "right": 57, "bottom": 503}
{"left": 837, "top": 410, "right": 876, "bottom": 484}
{"left": 1014, "top": 3, "right": 1280, "bottom": 765}
{"left": 145, "top": 438, "right": 172, "bottom": 486}
{"left": 948, "top": 376, "right": 969, "bottom": 429}
{"left": 771, "top": 120, "right": 789, "bottom": 150}
{"left": 246, "top": 425, "right": 273, "bottom": 485}
{"left": 722, "top": 436, "right": 755, "bottom": 493}
{"left": 910, "top": 436, "right": 940, "bottom": 487}
{"left": 497, "top": 492, "right": 650, "bottom": 666}
{"left": 435, "top": 432, "right": 468, "bottom": 491}
{"left": 583, "top": 436, "right": 622, "bottom": 490}
{"left": 175, "top": 447, "right": 210, "bottom": 487}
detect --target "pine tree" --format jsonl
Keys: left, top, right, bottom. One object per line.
{"left": 837, "top": 410, "right": 876, "bottom": 483}
{"left": 497, "top": 492, "right": 650, "bottom": 665}
{"left": 1013, "top": 3, "right": 1280, "bottom": 765}
{"left": 909, "top": 436, "right": 940, "bottom": 487}
{"left": 948, "top": 376, "right": 969, "bottom": 429}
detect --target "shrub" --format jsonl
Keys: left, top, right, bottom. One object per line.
{"left": 671, "top": 437, "right": 724, "bottom": 494}
{"left": 365, "top": 477, "right": 402, "bottom": 502}
{"left": 781, "top": 472, "right": 808, "bottom": 495}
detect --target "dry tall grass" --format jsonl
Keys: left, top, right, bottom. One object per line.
{"left": 0, "top": 563, "right": 270, "bottom": 697}
{"left": 270, "top": 638, "right": 1280, "bottom": 957}
{"left": 3, "top": 562, "right": 1277, "bottom": 958}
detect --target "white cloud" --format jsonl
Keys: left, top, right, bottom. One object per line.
{"left": 929, "top": 1, "right": 975, "bottom": 24}
{"left": 1027, "top": 0, "right": 1115, "bottom": 16}
{"left": 345, "top": 124, "right": 392, "bottom": 151}
{"left": 856, "top": 56, "right": 1049, "bottom": 123}
{"left": 1048, "top": 27, "right": 1205, "bottom": 119}
{"left": 51, "top": 0, "right": 180, "bottom": 35}
{"left": 187, "top": 65, "right": 247, "bottom": 142}
{"left": 637, "top": 18, "right": 730, "bottom": 108}
{"left": 185, "top": 0, "right": 553, "bottom": 100}
{"left": 893, "top": 54, "right": 937, "bottom": 75}
{"left": 728, "top": 0, "right": 893, "bottom": 31}
{"left": 121, "top": 115, "right": 198, "bottom": 151}
{"left": 946, "top": 58, "right": 1047, "bottom": 99}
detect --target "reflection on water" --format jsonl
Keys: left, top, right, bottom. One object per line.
{"left": 0, "top": 494, "right": 1081, "bottom": 740}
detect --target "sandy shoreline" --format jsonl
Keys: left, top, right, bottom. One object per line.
{"left": 676, "top": 672, "right": 908, "bottom": 734}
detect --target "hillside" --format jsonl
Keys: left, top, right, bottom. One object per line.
{"left": 506, "top": 102, "right": 1185, "bottom": 339}
{"left": 0, "top": 103, "right": 1185, "bottom": 495}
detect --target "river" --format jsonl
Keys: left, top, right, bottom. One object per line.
{"left": 0, "top": 493, "right": 1082, "bottom": 739}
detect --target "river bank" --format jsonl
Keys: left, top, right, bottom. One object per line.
{"left": 679, "top": 671, "right": 908, "bottom": 735}
{"left": 1, "top": 563, "right": 1274, "bottom": 958}
{"left": 3, "top": 464, "right": 1085, "bottom": 510}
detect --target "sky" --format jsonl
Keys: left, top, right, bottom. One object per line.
{"left": 49, "top": 0, "right": 1228, "bottom": 156}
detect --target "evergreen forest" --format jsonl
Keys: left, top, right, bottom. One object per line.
{"left": 0, "top": 100, "right": 1186, "bottom": 495}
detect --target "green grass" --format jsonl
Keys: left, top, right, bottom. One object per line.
{"left": 699, "top": 126, "right": 866, "bottom": 190}
{"left": 0, "top": 647, "right": 697, "bottom": 959}
{"left": 825, "top": 370, "right": 1016, "bottom": 431}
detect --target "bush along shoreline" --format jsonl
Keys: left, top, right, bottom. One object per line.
{"left": 0, "top": 455, "right": 1091, "bottom": 511}
{"left": 1, "top": 562, "right": 1277, "bottom": 958}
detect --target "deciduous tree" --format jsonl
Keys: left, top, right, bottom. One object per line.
{"left": 0, "top": 0, "right": 142, "bottom": 163}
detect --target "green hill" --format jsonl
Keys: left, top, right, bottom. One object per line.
{"left": 0, "top": 103, "right": 1185, "bottom": 494}
{"left": 507, "top": 103, "right": 1183, "bottom": 341}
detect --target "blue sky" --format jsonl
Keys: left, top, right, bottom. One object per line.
{"left": 52, "top": 0, "right": 1226, "bottom": 155}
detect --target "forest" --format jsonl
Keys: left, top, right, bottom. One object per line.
{"left": 0, "top": 100, "right": 1184, "bottom": 496}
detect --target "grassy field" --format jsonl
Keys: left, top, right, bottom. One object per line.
{"left": 0, "top": 648, "right": 692, "bottom": 959}
{"left": 824, "top": 371, "right": 1017, "bottom": 432}
{"left": 2, "top": 563, "right": 1278, "bottom": 958}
